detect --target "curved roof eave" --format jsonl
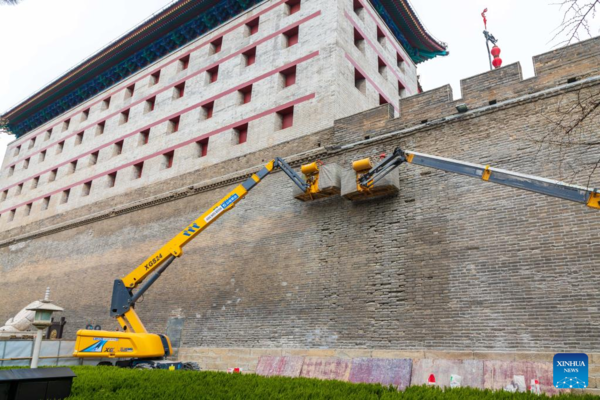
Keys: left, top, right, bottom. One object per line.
{"left": 2, "top": 0, "right": 447, "bottom": 138}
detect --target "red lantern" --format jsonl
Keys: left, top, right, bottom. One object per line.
{"left": 491, "top": 46, "right": 502, "bottom": 68}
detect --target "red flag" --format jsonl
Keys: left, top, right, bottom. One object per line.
{"left": 482, "top": 8, "right": 488, "bottom": 30}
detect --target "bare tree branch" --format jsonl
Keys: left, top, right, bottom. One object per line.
{"left": 552, "top": 0, "right": 600, "bottom": 46}
{"left": 534, "top": 86, "right": 600, "bottom": 187}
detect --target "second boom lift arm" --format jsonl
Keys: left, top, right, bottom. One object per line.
{"left": 359, "top": 147, "right": 600, "bottom": 210}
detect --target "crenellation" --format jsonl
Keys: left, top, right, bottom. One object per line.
{"left": 460, "top": 62, "right": 523, "bottom": 109}
{"left": 533, "top": 36, "right": 600, "bottom": 87}
{"left": 398, "top": 84, "right": 455, "bottom": 124}
{"left": 393, "top": 37, "right": 600, "bottom": 130}
{"left": 332, "top": 104, "right": 394, "bottom": 145}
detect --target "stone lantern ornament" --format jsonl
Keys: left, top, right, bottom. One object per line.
{"left": 26, "top": 288, "right": 64, "bottom": 368}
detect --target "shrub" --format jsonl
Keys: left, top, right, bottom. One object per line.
{"left": 2, "top": 366, "right": 597, "bottom": 399}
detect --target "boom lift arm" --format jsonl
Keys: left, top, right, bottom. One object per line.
{"left": 358, "top": 147, "right": 600, "bottom": 210}
{"left": 74, "top": 158, "right": 308, "bottom": 362}
{"left": 111, "top": 158, "right": 308, "bottom": 332}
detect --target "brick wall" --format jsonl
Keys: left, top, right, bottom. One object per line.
{"left": 0, "top": 36, "right": 599, "bottom": 392}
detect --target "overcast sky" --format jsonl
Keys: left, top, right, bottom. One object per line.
{"left": 0, "top": 0, "right": 598, "bottom": 161}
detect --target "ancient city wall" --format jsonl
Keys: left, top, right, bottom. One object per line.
{"left": 0, "top": 36, "right": 599, "bottom": 389}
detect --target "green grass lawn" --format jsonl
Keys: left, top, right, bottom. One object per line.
{"left": 50, "top": 366, "right": 595, "bottom": 399}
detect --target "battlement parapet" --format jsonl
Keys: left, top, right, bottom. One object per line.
{"left": 397, "top": 36, "right": 600, "bottom": 126}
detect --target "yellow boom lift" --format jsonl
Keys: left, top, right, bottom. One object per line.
{"left": 73, "top": 150, "right": 599, "bottom": 369}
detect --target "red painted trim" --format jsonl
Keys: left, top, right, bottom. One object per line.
{"left": 344, "top": 10, "right": 411, "bottom": 95}
{"left": 0, "top": 52, "right": 319, "bottom": 196}
{"left": 8, "top": 0, "right": 296, "bottom": 151}
{"left": 5, "top": 12, "right": 322, "bottom": 175}
{"left": 6, "top": 10, "right": 321, "bottom": 170}
{"left": 0, "top": 94, "right": 315, "bottom": 216}
{"left": 345, "top": 53, "right": 399, "bottom": 113}
{"left": 354, "top": 0, "right": 415, "bottom": 69}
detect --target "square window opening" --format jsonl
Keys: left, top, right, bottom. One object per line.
{"left": 45, "top": 130, "right": 52, "bottom": 141}
{"left": 32, "top": 177, "right": 39, "bottom": 189}
{"left": 75, "top": 132, "right": 84, "bottom": 146}
{"left": 145, "top": 97, "right": 156, "bottom": 113}
{"left": 179, "top": 55, "right": 190, "bottom": 71}
{"left": 168, "top": 116, "right": 181, "bottom": 133}
{"left": 89, "top": 151, "right": 99, "bottom": 166}
{"left": 283, "top": 27, "right": 299, "bottom": 48}
{"left": 39, "top": 150, "right": 46, "bottom": 163}
{"left": 96, "top": 121, "right": 105, "bottom": 136}
{"left": 354, "top": 29, "right": 365, "bottom": 53}
{"left": 150, "top": 71, "right": 161, "bottom": 85}
{"left": 398, "top": 81, "right": 406, "bottom": 96}
{"left": 378, "top": 57, "right": 387, "bottom": 76}
{"left": 246, "top": 17, "right": 260, "bottom": 36}
{"left": 354, "top": 68, "right": 366, "bottom": 94}
{"left": 102, "top": 97, "right": 111, "bottom": 110}
{"left": 120, "top": 109, "right": 130, "bottom": 125}
{"left": 277, "top": 106, "right": 294, "bottom": 130}
{"left": 25, "top": 203, "right": 32, "bottom": 216}
{"left": 61, "top": 189, "right": 70, "bottom": 204}
{"left": 57, "top": 141, "right": 64, "bottom": 154}
{"left": 286, "top": 0, "right": 301, "bottom": 15}
{"left": 202, "top": 102, "right": 214, "bottom": 120}
{"left": 82, "top": 181, "right": 92, "bottom": 197}
{"left": 377, "top": 27, "right": 386, "bottom": 46}
{"left": 126, "top": 84, "right": 135, "bottom": 99}
{"left": 174, "top": 82, "right": 186, "bottom": 99}
{"left": 81, "top": 108, "right": 90, "bottom": 122}
{"left": 239, "top": 85, "right": 253, "bottom": 104}
{"left": 280, "top": 66, "right": 297, "bottom": 88}
{"left": 207, "top": 66, "right": 219, "bottom": 83}
{"left": 234, "top": 124, "right": 248, "bottom": 144}
{"left": 114, "top": 140, "right": 124, "bottom": 156}
{"left": 62, "top": 119, "right": 70, "bottom": 132}
{"left": 139, "top": 130, "right": 150, "bottom": 146}
{"left": 163, "top": 151, "right": 175, "bottom": 169}
{"left": 197, "top": 138, "right": 209, "bottom": 157}
{"left": 397, "top": 53, "right": 405, "bottom": 68}
{"left": 353, "top": 0, "right": 364, "bottom": 17}
{"left": 108, "top": 172, "right": 117, "bottom": 188}
{"left": 133, "top": 162, "right": 144, "bottom": 180}
{"left": 49, "top": 169, "right": 58, "bottom": 182}
{"left": 210, "top": 37, "right": 223, "bottom": 55}
{"left": 42, "top": 196, "right": 50, "bottom": 211}
{"left": 243, "top": 47, "right": 256, "bottom": 67}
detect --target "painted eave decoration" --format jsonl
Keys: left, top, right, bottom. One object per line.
{"left": 2, "top": 0, "right": 447, "bottom": 138}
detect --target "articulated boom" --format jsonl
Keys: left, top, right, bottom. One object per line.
{"left": 359, "top": 147, "right": 600, "bottom": 210}
{"left": 73, "top": 158, "right": 307, "bottom": 361}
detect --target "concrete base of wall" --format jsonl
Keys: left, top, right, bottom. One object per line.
{"left": 178, "top": 347, "right": 600, "bottom": 395}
